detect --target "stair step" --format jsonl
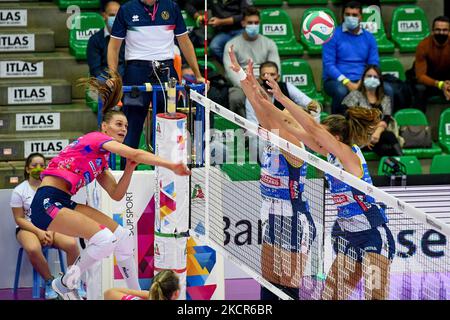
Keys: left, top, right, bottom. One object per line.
{"left": 0, "top": 78, "right": 71, "bottom": 105}
{"left": 0, "top": 130, "right": 85, "bottom": 161}
{"left": 0, "top": 102, "right": 98, "bottom": 134}
{"left": 0, "top": 27, "right": 54, "bottom": 52}
{"left": 0, "top": 49, "right": 90, "bottom": 98}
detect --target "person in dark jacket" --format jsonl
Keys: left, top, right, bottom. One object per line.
{"left": 87, "top": 0, "right": 125, "bottom": 77}
{"left": 183, "top": 0, "right": 250, "bottom": 61}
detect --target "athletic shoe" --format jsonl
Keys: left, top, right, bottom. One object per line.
{"left": 52, "top": 275, "right": 82, "bottom": 300}
{"left": 44, "top": 279, "right": 58, "bottom": 300}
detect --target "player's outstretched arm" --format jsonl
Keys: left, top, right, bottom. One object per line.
{"left": 103, "top": 140, "right": 190, "bottom": 176}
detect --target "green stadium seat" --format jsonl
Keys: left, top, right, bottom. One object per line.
{"left": 252, "top": 0, "right": 282, "bottom": 5}
{"left": 438, "top": 108, "right": 450, "bottom": 153}
{"left": 281, "top": 59, "right": 324, "bottom": 104}
{"left": 299, "top": 7, "right": 337, "bottom": 55}
{"left": 363, "top": 151, "right": 380, "bottom": 161}
{"left": 394, "top": 108, "right": 442, "bottom": 158}
{"left": 377, "top": 155, "right": 422, "bottom": 176}
{"left": 57, "top": 0, "right": 100, "bottom": 9}
{"left": 85, "top": 86, "right": 98, "bottom": 113}
{"left": 260, "top": 9, "right": 304, "bottom": 56}
{"left": 380, "top": 56, "right": 406, "bottom": 81}
{"left": 391, "top": 5, "right": 430, "bottom": 53}
{"left": 361, "top": 6, "right": 395, "bottom": 53}
{"left": 430, "top": 154, "right": 450, "bottom": 174}
{"left": 220, "top": 163, "right": 261, "bottom": 181}
{"left": 69, "top": 12, "right": 105, "bottom": 60}
{"left": 213, "top": 114, "right": 240, "bottom": 131}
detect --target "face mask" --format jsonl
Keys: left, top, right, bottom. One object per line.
{"left": 364, "top": 76, "right": 380, "bottom": 90}
{"left": 30, "top": 167, "right": 44, "bottom": 180}
{"left": 245, "top": 24, "right": 260, "bottom": 38}
{"left": 434, "top": 33, "right": 448, "bottom": 45}
{"left": 107, "top": 16, "right": 116, "bottom": 30}
{"left": 344, "top": 16, "right": 360, "bottom": 30}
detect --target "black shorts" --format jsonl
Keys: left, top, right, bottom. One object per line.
{"left": 30, "top": 186, "right": 77, "bottom": 231}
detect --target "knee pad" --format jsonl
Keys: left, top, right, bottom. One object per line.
{"left": 113, "top": 226, "right": 135, "bottom": 262}
{"left": 87, "top": 228, "right": 116, "bottom": 261}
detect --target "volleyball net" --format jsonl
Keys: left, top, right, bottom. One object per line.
{"left": 186, "top": 90, "right": 450, "bottom": 300}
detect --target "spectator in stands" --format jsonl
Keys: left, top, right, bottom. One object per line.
{"left": 104, "top": 269, "right": 179, "bottom": 300}
{"left": 342, "top": 65, "right": 403, "bottom": 156}
{"left": 107, "top": 0, "right": 206, "bottom": 169}
{"left": 322, "top": 0, "right": 394, "bottom": 115}
{"left": 87, "top": 1, "right": 125, "bottom": 77}
{"left": 246, "top": 61, "right": 320, "bottom": 125}
{"left": 413, "top": 15, "right": 450, "bottom": 109}
{"left": 10, "top": 153, "right": 82, "bottom": 300}
{"left": 223, "top": 6, "right": 280, "bottom": 117}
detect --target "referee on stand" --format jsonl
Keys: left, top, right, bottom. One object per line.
{"left": 107, "top": 0, "right": 205, "bottom": 168}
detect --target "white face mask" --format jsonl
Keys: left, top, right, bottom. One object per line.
{"left": 107, "top": 16, "right": 116, "bottom": 29}
{"left": 344, "top": 16, "right": 360, "bottom": 30}
{"left": 364, "top": 76, "right": 380, "bottom": 90}
{"left": 245, "top": 24, "right": 260, "bottom": 38}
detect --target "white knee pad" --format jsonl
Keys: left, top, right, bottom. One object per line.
{"left": 113, "top": 225, "right": 135, "bottom": 262}
{"left": 87, "top": 228, "right": 117, "bottom": 261}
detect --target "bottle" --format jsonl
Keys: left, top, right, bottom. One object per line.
{"left": 167, "top": 77, "right": 177, "bottom": 114}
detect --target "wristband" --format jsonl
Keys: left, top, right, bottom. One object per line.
{"left": 238, "top": 68, "right": 247, "bottom": 81}
{"left": 342, "top": 78, "right": 350, "bottom": 85}
{"left": 437, "top": 81, "right": 444, "bottom": 90}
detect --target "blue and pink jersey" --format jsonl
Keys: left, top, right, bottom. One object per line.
{"left": 42, "top": 132, "right": 113, "bottom": 195}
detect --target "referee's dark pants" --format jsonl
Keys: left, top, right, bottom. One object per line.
{"left": 121, "top": 59, "right": 178, "bottom": 169}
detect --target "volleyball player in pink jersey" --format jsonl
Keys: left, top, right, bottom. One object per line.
{"left": 30, "top": 71, "right": 190, "bottom": 300}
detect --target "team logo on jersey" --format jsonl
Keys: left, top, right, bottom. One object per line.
{"left": 161, "top": 11, "right": 170, "bottom": 20}
{"left": 132, "top": 15, "right": 139, "bottom": 22}
{"left": 260, "top": 174, "right": 280, "bottom": 186}
{"left": 332, "top": 194, "right": 349, "bottom": 205}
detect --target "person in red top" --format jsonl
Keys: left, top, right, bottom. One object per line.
{"left": 413, "top": 15, "right": 450, "bottom": 109}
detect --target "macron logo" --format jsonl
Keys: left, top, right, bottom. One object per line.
{"left": 132, "top": 15, "right": 139, "bottom": 22}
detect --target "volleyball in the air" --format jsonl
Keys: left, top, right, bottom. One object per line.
{"left": 302, "top": 11, "right": 335, "bottom": 45}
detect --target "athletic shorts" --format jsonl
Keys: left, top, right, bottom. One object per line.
{"left": 331, "top": 221, "right": 396, "bottom": 263}
{"left": 261, "top": 198, "right": 316, "bottom": 253}
{"left": 30, "top": 186, "right": 78, "bottom": 231}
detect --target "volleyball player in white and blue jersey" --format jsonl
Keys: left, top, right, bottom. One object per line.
{"left": 259, "top": 75, "right": 396, "bottom": 300}
{"left": 228, "top": 47, "right": 320, "bottom": 300}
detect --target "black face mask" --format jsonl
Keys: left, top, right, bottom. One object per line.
{"left": 261, "top": 80, "right": 271, "bottom": 91}
{"left": 434, "top": 33, "right": 449, "bottom": 45}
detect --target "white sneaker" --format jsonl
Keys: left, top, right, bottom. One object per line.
{"left": 52, "top": 269, "right": 82, "bottom": 301}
